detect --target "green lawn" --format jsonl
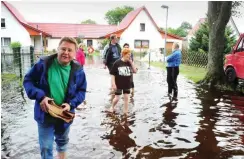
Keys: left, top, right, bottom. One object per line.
{"left": 1, "top": 73, "right": 19, "bottom": 85}
{"left": 149, "top": 61, "right": 207, "bottom": 83}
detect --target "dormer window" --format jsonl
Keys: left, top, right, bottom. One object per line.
{"left": 140, "top": 23, "right": 145, "bottom": 31}
{"left": 1, "top": 18, "right": 6, "bottom": 28}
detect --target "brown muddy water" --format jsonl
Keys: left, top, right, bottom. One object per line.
{"left": 1, "top": 56, "right": 244, "bottom": 159}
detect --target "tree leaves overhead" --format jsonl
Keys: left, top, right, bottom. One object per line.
{"left": 232, "top": 1, "right": 244, "bottom": 17}
{"left": 81, "top": 19, "right": 97, "bottom": 24}
{"left": 105, "top": 6, "right": 134, "bottom": 25}
{"left": 189, "top": 20, "right": 237, "bottom": 54}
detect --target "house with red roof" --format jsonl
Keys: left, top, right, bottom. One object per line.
{"left": 1, "top": 1, "right": 183, "bottom": 52}
{"left": 187, "top": 17, "right": 240, "bottom": 48}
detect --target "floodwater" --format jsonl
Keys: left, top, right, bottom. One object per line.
{"left": 1, "top": 56, "right": 244, "bottom": 159}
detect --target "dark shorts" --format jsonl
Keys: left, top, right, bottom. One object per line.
{"left": 115, "top": 89, "right": 131, "bottom": 95}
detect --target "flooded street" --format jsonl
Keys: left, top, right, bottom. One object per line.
{"left": 1, "top": 56, "right": 244, "bottom": 159}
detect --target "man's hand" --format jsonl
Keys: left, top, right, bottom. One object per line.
{"left": 62, "top": 103, "right": 71, "bottom": 111}
{"left": 40, "top": 97, "right": 53, "bottom": 113}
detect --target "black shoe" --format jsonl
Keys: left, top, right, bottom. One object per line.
{"left": 172, "top": 96, "right": 178, "bottom": 101}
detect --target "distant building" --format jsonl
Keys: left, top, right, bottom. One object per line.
{"left": 1, "top": 1, "right": 183, "bottom": 53}
{"left": 187, "top": 17, "right": 240, "bottom": 48}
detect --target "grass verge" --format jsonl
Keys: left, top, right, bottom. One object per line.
{"left": 149, "top": 61, "right": 207, "bottom": 83}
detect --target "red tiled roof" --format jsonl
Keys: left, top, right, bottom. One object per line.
{"left": 103, "top": 6, "right": 182, "bottom": 40}
{"left": 188, "top": 18, "right": 206, "bottom": 36}
{"left": 159, "top": 30, "right": 183, "bottom": 40}
{"left": 28, "top": 23, "right": 118, "bottom": 38}
{"left": 2, "top": 1, "right": 51, "bottom": 37}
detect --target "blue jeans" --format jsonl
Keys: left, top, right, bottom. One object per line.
{"left": 37, "top": 122, "right": 70, "bottom": 159}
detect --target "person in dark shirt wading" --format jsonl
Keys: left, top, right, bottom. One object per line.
{"left": 109, "top": 48, "right": 137, "bottom": 115}
{"left": 166, "top": 42, "right": 182, "bottom": 100}
{"left": 103, "top": 34, "right": 122, "bottom": 101}
{"left": 123, "top": 43, "right": 135, "bottom": 97}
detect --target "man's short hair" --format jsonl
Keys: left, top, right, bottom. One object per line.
{"left": 59, "top": 37, "right": 78, "bottom": 50}
{"left": 110, "top": 34, "right": 117, "bottom": 40}
{"left": 123, "top": 43, "right": 129, "bottom": 48}
{"left": 174, "top": 43, "right": 180, "bottom": 49}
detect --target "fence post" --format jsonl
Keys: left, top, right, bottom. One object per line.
{"left": 13, "top": 47, "right": 22, "bottom": 79}
{"left": 148, "top": 50, "right": 151, "bottom": 69}
{"left": 1, "top": 54, "right": 3, "bottom": 73}
{"left": 30, "top": 46, "right": 34, "bottom": 67}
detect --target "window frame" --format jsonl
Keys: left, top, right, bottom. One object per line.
{"left": 140, "top": 23, "right": 145, "bottom": 32}
{"left": 1, "top": 37, "right": 11, "bottom": 46}
{"left": 1, "top": 18, "right": 6, "bottom": 28}
{"left": 236, "top": 38, "right": 244, "bottom": 53}
{"left": 134, "top": 40, "right": 149, "bottom": 49}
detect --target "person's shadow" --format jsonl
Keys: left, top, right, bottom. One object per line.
{"left": 101, "top": 114, "right": 137, "bottom": 158}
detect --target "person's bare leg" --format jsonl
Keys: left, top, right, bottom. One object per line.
{"left": 131, "top": 88, "right": 134, "bottom": 97}
{"left": 110, "top": 95, "right": 120, "bottom": 112}
{"left": 58, "top": 152, "right": 66, "bottom": 159}
{"left": 123, "top": 94, "right": 129, "bottom": 115}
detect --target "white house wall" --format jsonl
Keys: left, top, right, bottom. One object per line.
{"left": 47, "top": 38, "right": 60, "bottom": 51}
{"left": 120, "top": 10, "right": 164, "bottom": 52}
{"left": 1, "top": 4, "right": 31, "bottom": 46}
{"left": 83, "top": 39, "right": 100, "bottom": 50}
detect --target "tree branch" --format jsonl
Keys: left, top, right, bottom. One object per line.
{"left": 216, "top": 1, "right": 232, "bottom": 28}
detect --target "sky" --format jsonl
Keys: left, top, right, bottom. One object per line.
{"left": 6, "top": 1, "right": 244, "bottom": 33}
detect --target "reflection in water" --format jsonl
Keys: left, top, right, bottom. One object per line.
{"left": 186, "top": 88, "right": 221, "bottom": 158}
{"left": 101, "top": 114, "right": 136, "bottom": 158}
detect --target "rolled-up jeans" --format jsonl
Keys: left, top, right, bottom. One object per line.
{"left": 37, "top": 122, "right": 70, "bottom": 159}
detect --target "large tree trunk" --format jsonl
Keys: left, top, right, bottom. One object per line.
{"left": 203, "top": 1, "right": 232, "bottom": 87}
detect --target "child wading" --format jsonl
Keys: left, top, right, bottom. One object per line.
{"left": 109, "top": 48, "right": 137, "bottom": 115}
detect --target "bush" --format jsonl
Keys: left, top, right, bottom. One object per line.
{"left": 10, "top": 41, "right": 22, "bottom": 49}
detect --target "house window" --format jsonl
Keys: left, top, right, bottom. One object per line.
{"left": 1, "top": 37, "right": 11, "bottom": 46}
{"left": 134, "top": 40, "right": 149, "bottom": 48}
{"left": 140, "top": 23, "right": 145, "bottom": 31}
{"left": 1, "top": 18, "right": 6, "bottom": 28}
{"left": 87, "top": 40, "right": 93, "bottom": 47}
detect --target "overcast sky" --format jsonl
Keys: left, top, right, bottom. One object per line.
{"left": 7, "top": 1, "right": 244, "bottom": 33}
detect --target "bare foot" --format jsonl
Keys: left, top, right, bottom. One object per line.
{"left": 108, "top": 107, "right": 115, "bottom": 113}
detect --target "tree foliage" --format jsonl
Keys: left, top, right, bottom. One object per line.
{"left": 10, "top": 41, "right": 22, "bottom": 49}
{"left": 180, "top": 21, "right": 192, "bottom": 30}
{"left": 105, "top": 6, "right": 134, "bottom": 25}
{"left": 189, "top": 21, "right": 236, "bottom": 54}
{"left": 232, "top": 1, "right": 244, "bottom": 17}
{"left": 167, "top": 27, "right": 188, "bottom": 37}
{"left": 81, "top": 19, "right": 97, "bottom": 24}
{"left": 160, "top": 21, "right": 192, "bottom": 37}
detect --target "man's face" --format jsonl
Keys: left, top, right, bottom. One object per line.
{"left": 57, "top": 41, "right": 76, "bottom": 65}
{"left": 124, "top": 53, "right": 131, "bottom": 61}
{"left": 111, "top": 37, "right": 118, "bottom": 44}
